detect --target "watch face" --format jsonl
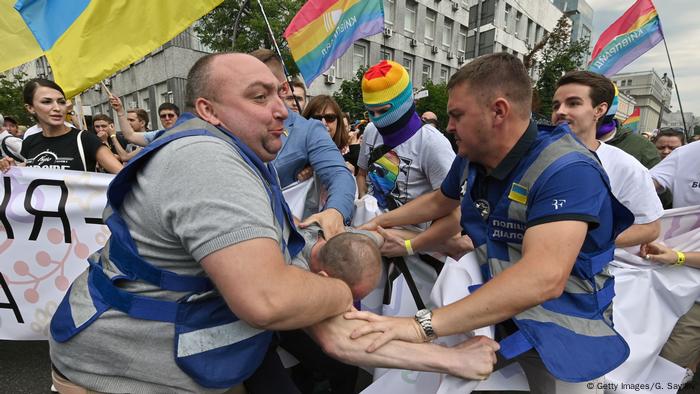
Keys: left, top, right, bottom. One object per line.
{"left": 416, "top": 309, "right": 430, "bottom": 318}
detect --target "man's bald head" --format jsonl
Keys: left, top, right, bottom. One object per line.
{"left": 318, "top": 232, "right": 382, "bottom": 299}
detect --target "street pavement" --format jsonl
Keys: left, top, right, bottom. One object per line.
{"left": 0, "top": 340, "right": 52, "bottom": 393}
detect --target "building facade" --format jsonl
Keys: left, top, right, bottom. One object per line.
{"left": 661, "top": 110, "right": 696, "bottom": 133}
{"left": 611, "top": 70, "right": 673, "bottom": 134}
{"left": 551, "top": 0, "right": 593, "bottom": 43}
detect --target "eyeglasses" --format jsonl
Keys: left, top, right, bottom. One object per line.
{"left": 311, "top": 114, "right": 338, "bottom": 123}
{"left": 160, "top": 113, "right": 176, "bottom": 119}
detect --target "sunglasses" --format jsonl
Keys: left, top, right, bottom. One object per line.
{"left": 160, "top": 113, "right": 176, "bottom": 119}
{"left": 311, "top": 114, "right": 338, "bottom": 122}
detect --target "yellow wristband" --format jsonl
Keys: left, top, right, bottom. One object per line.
{"left": 404, "top": 239, "right": 415, "bottom": 256}
{"left": 109, "top": 134, "right": 117, "bottom": 138}
{"left": 676, "top": 251, "right": 686, "bottom": 265}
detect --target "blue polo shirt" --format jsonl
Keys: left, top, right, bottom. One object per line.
{"left": 440, "top": 122, "right": 619, "bottom": 255}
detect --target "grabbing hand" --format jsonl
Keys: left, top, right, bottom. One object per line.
{"left": 299, "top": 209, "right": 345, "bottom": 238}
{"left": 447, "top": 336, "right": 499, "bottom": 380}
{"left": 108, "top": 95, "right": 123, "bottom": 114}
{"left": 640, "top": 242, "right": 677, "bottom": 265}
{"left": 0, "top": 157, "right": 16, "bottom": 173}
{"left": 344, "top": 311, "right": 426, "bottom": 352}
{"left": 377, "top": 227, "right": 409, "bottom": 257}
{"left": 296, "top": 165, "right": 314, "bottom": 182}
{"left": 444, "top": 235, "right": 474, "bottom": 260}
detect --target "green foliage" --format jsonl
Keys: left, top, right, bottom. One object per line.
{"left": 0, "top": 72, "right": 31, "bottom": 125}
{"left": 415, "top": 80, "right": 449, "bottom": 131}
{"left": 195, "top": 0, "right": 304, "bottom": 75}
{"left": 533, "top": 16, "right": 590, "bottom": 119}
{"left": 333, "top": 66, "right": 368, "bottom": 120}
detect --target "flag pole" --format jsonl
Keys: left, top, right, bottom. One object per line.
{"left": 658, "top": 18, "right": 688, "bottom": 135}
{"left": 255, "top": 0, "right": 303, "bottom": 113}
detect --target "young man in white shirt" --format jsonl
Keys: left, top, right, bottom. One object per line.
{"left": 551, "top": 71, "right": 662, "bottom": 247}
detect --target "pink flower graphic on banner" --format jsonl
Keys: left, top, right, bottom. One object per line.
{"left": 6, "top": 228, "right": 88, "bottom": 304}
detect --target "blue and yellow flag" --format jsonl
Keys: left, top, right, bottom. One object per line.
{"left": 0, "top": 0, "right": 223, "bottom": 97}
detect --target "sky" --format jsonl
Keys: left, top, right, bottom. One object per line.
{"left": 588, "top": 0, "right": 699, "bottom": 118}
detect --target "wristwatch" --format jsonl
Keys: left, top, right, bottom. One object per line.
{"left": 414, "top": 309, "right": 437, "bottom": 341}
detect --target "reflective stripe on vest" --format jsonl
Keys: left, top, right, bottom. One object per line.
{"left": 462, "top": 124, "right": 632, "bottom": 383}
{"left": 51, "top": 114, "right": 304, "bottom": 389}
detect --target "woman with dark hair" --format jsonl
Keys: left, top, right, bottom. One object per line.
{"left": 303, "top": 95, "right": 349, "bottom": 154}
{"left": 0, "top": 79, "right": 122, "bottom": 173}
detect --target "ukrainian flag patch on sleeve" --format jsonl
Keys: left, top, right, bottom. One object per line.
{"left": 508, "top": 183, "right": 528, "bottom": 204}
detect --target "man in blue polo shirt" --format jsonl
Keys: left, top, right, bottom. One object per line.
{"left": 251, "top": 49, "right": 355, "bottom": 238}
{"left": 349, "top": 53, "right": 633, "bottom": 393}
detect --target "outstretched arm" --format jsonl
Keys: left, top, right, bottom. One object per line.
{"left": 109, "top": 95, "right": 149, "bottom": 146}
{"left": 308, "top": 311, "right": 498, "bottom": 380}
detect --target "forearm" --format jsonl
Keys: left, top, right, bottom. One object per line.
{"left": 683, "top": 252, "right": 700, "bottom": 268}
{"left": 114, "top": 110, "right": 139, "bottom": 144}
{"left": 253, "top": 265, "right": 353, "bottom": 330}
{"left": 411, "top": 209, "right": 462, "bottom": 253}
{"left": 356, "top": 172, "right": 367, "bottom": 197}
{"left": 322, "top": 169, "right": 356, "bottom": 222}
{"left": 615, "top": 221, "right": 660, "bottom": 247}
{"left": 310, "top": 314, "right": 457, "bottom": 374}
{"left": 96, "top": 147, "right": 123, "bottom": 174}
{"left": 110, "top": 135, "right": 132, "bottom": 162}
{"left": 374, "top": 190, "right": 458, "bottom": 228}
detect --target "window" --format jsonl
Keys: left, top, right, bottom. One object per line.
{"left": 627, "top": 79, "right": 633, "bottom": 86}
{"left": 384, "top": 0, "right": 395, "bottom": 25}
{"left": 425, "top": 10, "right": 436, "bottom": 41}
{"left": 458, "top": 26, "right": 467, "bottom": 54}
{"left": 405, "top": 0, "right": 417, "bottom": 33}
{"left": 161, "top": 90, "right": 173, "bottom": 104}
{"left": 380, "top": 47, "right": 394, "bottom": 61}
{"left": 505, "top": 4, "right": 511, "bottom": 30}
{"left": 620, "top": 80, "right": 626, "bottom": 87}
{"left": 422, "top": 61, "right": 433, "bottom": 85}
{"left": 439, "top": 66, "right": 450, "bottom": 84}
{"left": 515, "top": 11, "right": 522, "bottom": 37}
{"left": 403, "top": 56, "right": 414, "bottom": 80}
{"left": 353, "top": 42, "right": 368, "bottom": 73}
{"left": 443, "top": 18, "right": 453, "bottom": 47}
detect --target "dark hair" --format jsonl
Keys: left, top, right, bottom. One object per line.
{"left": 249, "top": 48, "right": 284, "bottom": 80}
{"left": 556, "top": 70, "right": 615, "bottom": 111}
{"left": 289, "top": 78, "right": 307, "bottom": 96}
{"left": 158, "top": 102, "right": 180, "bottom": 116}
{"left": 185, "top": 52, "right": 224, "bottom": 110}
{"left": 319, "top": 232, "right": 381, "bottom": 292}
{"left": 303, "top": 95, "right": 349, "bottom": 149}
{"left": 127, "top": 108, "right": 150, "bottom": 128}
{"left": 23, "top": 78, "right": 65, "bottom": 106}
{"left": 654, "top": 127, "right": 686, "bottom": 145}
{"left": 3, "top": 116, "right": 17, "bottom": 126}
{"left": 447, "top": 53, "right": 532, "bottom": 117}
{"left": 93, "top": 114, "right": 114, "bottom": 124}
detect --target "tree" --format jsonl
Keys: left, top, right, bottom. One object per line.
{"left": 415, "top": 80, "right": 449, "bottom": 131}
{"left": 195, "top": 0, "right": 304, "bottom": 75}
{"left": 532, "top": 16, "right": 590, "bottom": 119}
{"left": 333, "top": 66, "right": 368, "bottom": 121}
{"left": 0, "top": 72, "right": 31, "bottom": 125}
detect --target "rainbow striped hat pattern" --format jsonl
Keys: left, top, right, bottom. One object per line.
{"left": 361, "top": 60, "right": 414, "bottom": 127}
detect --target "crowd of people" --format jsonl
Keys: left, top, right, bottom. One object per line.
{"left": 0, "top": 50, "right": 698, "bottom": 394}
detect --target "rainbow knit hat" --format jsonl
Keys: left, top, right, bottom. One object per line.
{"left": 362, "top": 60, "right": 414, "bottom": 128}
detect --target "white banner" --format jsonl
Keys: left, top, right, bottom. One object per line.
{"left": 0, "top": 167, "right": 112, "bottom": 340}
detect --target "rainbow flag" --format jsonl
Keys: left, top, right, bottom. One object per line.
{"left": 0, "top": 0, "right": 222, "bottom": 97}
{"left": 622, "top": 107, "right": 641, "bottom": 132}
{"left": 588, "top": 0, "right": 663, "bottom": 76}
{"left": 284, "top": 0, "right": 384, "bottom": 85}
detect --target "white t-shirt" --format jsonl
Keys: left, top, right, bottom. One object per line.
{"left": 596, "top": 142, "right": 663, "bottom": 224}
{"left": 649, "top": 141, "right": 700, "bottom": 208}
{"left": 358, "top": 123, "right": 455, "bottom": 210}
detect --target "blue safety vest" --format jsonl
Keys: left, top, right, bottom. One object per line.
{"left": 463, "top": 125, "right": 634, "bottom": 382}
{"left": 50, "top": 114, "right": 305, "bottom": 389}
